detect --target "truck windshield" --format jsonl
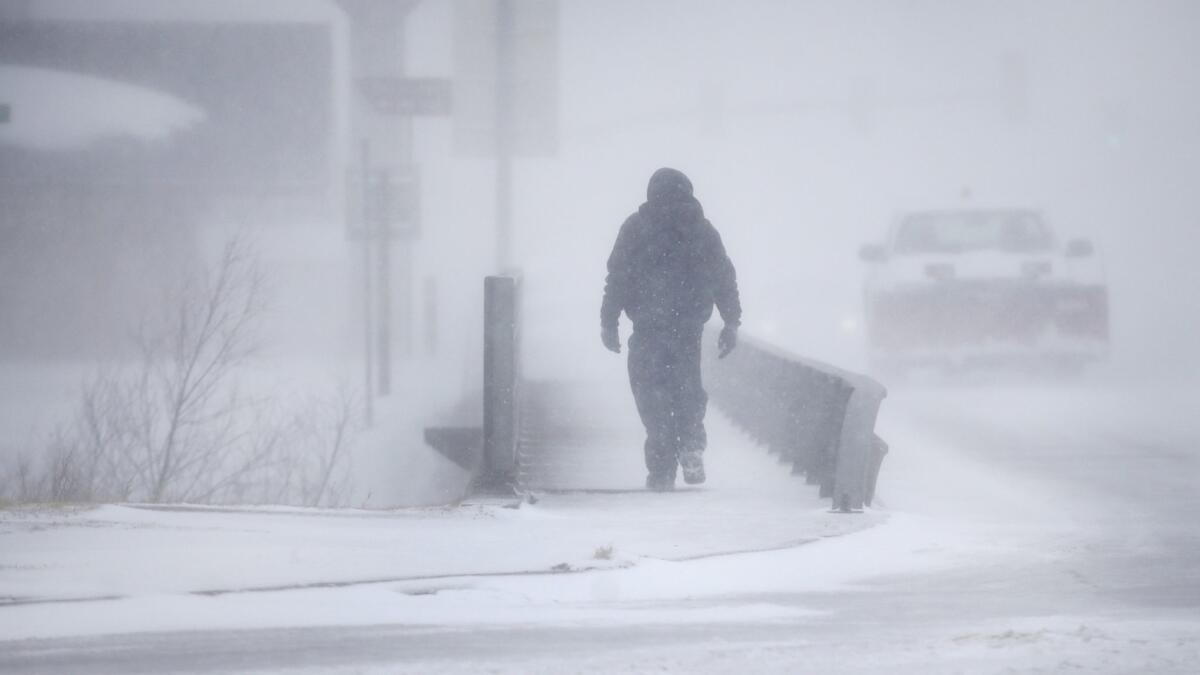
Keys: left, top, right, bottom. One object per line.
{"left": 895, "top": 211, "right": 1052, "bottom": 254}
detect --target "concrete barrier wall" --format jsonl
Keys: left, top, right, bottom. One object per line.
{"left": 702, "top": 327, "right": 888, "bottom": 511}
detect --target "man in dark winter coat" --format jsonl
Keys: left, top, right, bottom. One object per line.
{"left": 601, "top": 167, "right": 742, "bottom": 491}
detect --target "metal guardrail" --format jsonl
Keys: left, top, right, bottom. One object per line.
{"left": 703, "top": 327, "right": 888, "bottom": 512}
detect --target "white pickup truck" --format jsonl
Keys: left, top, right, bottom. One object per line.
{"left": 858, "top": 209, "right": 1108, "bottom": 373}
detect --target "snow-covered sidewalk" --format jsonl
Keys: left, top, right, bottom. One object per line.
{"left": 0, "top": 411, "right": 882, "bottom": 641}
{"left": 4, "top": 383, "right": 1200, "bottom": 674}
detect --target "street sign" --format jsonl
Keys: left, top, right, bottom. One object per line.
{"left": 346, "top": 167, "right": 421, "bottom": 240}
{"left": 0, "top": 104, "right": 9, "bottom": 124}
{"left": 357, "top": 77, "right": 452, "bottom": 116}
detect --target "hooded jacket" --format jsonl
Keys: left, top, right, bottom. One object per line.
{"left": 601, "top": 168, "right": 741, "bottom": 333}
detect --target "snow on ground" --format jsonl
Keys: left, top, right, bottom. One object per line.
{"left": 0, "top": 409, "right": 882, "bottom": 641}
{"left": 3, "top": 381, "right": 1199, "bottom": 673}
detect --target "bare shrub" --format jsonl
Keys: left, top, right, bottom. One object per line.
{"left": 2, "top": 236, "right": 359, "bottom": 507}
{"left": 254, "top": 388, "right": 360, "bottom": 508}
{"left": 128, "top": 237, "right": 267, "bottom": 503}
{"left": 2, "top": 452, "right": 37, "bottom": 504}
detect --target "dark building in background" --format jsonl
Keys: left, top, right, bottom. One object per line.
{"left": 0, "top": 2, "right": 348, "bottom": 359}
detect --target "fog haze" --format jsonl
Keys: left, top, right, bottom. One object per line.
{"left": 1, "top": 4, "right": 1199, "bottom": 670}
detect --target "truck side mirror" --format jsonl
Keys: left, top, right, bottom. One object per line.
{"left": 1065, "top": 238, "right": 1094, "bottom": 258}
{"left": 859, "top": 244, "right": 887, "bottom": 263}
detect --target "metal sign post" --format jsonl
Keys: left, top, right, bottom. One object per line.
{"left": 375, "top": 168, "right": 392, "bottom": 396}
{"left": 351, "top": 70, "right": 446, "bottom": 396}
{"left": 359, "top": 140, "right": 375, "bottom": 426}
{"left": 348, "top": 163, "right": 421, "bottom": 399}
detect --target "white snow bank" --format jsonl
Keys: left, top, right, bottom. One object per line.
{"left": 0, "top": 65, "right": 204, "bottom": 151}
{"left": 0, "top": 410, "right": 881, "bottom": 614}
{"left": 0, "top": 508, "right": 940, "bottom": 642}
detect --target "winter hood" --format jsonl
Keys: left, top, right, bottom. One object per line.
{"left": 646, "top": 167, "right": 694, "bottom": 204}
{"left": 642, "top": 167, "right": 703, "bottom": 226}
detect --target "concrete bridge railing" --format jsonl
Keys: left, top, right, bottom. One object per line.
{"left": 426, "top": 275, "right": 888, "bottom": 510}
{"left": 702, "top": 327, "right": 888, "bottom": 512}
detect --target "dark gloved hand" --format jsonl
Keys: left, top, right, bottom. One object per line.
{"left": 601, "top": 325, "right": 621, "bottom": 354}
{"left": 717, "top": 324, "right": 738, "bottom": 359}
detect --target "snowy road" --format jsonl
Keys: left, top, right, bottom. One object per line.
{"left": 3, "top": 381, "right": 1199, "bottom": 673}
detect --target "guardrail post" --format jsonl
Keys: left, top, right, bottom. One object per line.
{"left": 829, "top": 370, "right": 886, "bottom": 512}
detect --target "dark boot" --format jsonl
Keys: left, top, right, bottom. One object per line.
{"left": 646, "top": 471, "right": 676, "bottom": 492}
{"left": 679, "top": 450, "right": 705, "bottom": 485}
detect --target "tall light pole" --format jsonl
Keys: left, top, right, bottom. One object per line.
{"left": 494, "top": 0, "right": 515, "bottom": 273}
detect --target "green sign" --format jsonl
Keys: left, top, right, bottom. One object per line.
{"left": 0, "top": 104, "right": 9, "bottom": 124}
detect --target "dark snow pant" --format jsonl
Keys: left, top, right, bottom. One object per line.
{"left": 627, "top": 324, "right": 708, "bottom": 479}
